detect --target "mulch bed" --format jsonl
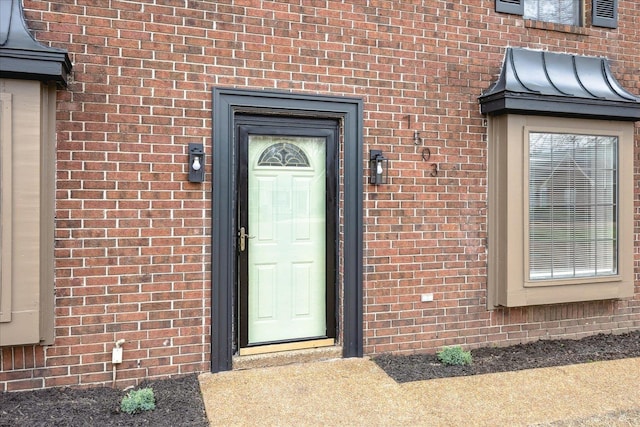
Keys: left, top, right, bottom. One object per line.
{"left": 1, "top": 331, "right": 639, "bottom": 426}
{"left": 0, "top": 373, "right": 208, "bottom": 427}
{"left": 374, "top": 330, "right": 640, "bottom": 383}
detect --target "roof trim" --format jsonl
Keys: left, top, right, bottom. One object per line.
{"left": 0, "top": 0, "right": 72, "bottom": 86}
{"left": 479, "top": 48, "right": 640, "bottom": 121}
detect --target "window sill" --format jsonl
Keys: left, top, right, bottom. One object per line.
{"left": 524, "top": 19, "right": 589, "bottom": 35}
{"left": 524, "top": 275, "right": 622, "bottom": 289}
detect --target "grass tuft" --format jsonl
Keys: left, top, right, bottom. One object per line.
{"left": 437, "top": 346, "right": 473, "bottom": 366}
{"left": 120, "top": 387, "right": 156, "bottom": 414}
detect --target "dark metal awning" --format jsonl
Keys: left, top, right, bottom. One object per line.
{"left": 479, "top": 48, "right": 640, "bottom": 121}
{"left": 0, "top": 0, "right": 72, "bottom": 86}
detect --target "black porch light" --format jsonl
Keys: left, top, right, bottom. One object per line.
{"left": 369, "top": 150, "right": 388, "bottom": 185}
{"left": 188, "top": 143, "right": 205, "bottom": 183}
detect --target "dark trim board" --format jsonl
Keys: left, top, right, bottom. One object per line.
{"left": 211, "top": 88, "right": 364, "bottom": 372}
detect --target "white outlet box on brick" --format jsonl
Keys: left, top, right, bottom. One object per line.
{"left": 112, "top": 347, "right": 123, "bottom": 364}
{"left": 421, "top": 293, "right": 434, "bottom": 302}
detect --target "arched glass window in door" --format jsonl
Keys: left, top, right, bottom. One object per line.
{"left": 257, "top": 142, "right": 310, "bottom": 167}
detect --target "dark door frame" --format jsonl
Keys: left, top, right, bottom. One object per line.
{"left": 211, "top": 88, "right": 363, "bottom": 372}
{"left": 236, "top": 116, "right": 338, "bottom": 348}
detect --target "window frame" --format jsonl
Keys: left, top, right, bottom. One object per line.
{"left": 523, "top": 125, "right": 620, "bottom": 287}
{"left": 523, "top": 0, "right": 582, "bottom": 27}
{"left": 487, "top": 115, "right": 634, "bottom": 308}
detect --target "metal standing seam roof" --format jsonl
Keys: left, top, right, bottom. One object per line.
{"left": 479, "top": 47, "right": 640, "bottom": 121}
{"left": 0, "top": 0, "right": 72, "bottom": 86}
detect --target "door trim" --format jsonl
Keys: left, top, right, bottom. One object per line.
{"left": 211, "top": 88, "right": 363, "bottom": 372}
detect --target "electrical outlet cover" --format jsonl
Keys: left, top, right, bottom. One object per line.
{"left": 112, "top": 347, "right": 123, "bottom": 364}
{"left": 421, "top": 293, "right": 434, "bottom": 302}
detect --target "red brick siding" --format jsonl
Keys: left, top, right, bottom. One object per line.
{"left": 1, "top": 0, "right": 639, "bottom": 391}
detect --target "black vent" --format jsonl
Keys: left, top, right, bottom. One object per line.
{"left": 496, "top": 0, "right": 524, "bottom": 15}
{"left": 592, "top": 0, "right": 618, "bottom": 28}
{"left": 595, "top": 0, "right": 614, "bottom": 18}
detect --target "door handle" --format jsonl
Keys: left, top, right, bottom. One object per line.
{"left": 238, "top": 226, "right": 255, "bottom": 252}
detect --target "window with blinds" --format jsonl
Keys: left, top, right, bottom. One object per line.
{"left": 496, "top": 0, "right": 619, "bottom": 28}
{"left": 528, "top": 132, "right": 617, "bottom": 280}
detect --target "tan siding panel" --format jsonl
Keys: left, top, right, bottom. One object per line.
{"left": 0, "top": 79, "right": 42, "bottom": 346}
{"left": 0, "top": 92, "right": 12, "bottom": 323}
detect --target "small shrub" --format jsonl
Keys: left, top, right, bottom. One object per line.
{"left": 120, "top": 387, "right": 156, "bottom": 414}
{"left": 437, "top": 346, "right": 472, "bottom": 366}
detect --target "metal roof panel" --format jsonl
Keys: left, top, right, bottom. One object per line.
{"left": 0, "top": 0, "right": 72, "bottom": 85}
{"left": 479, "top": 48, "right": 640, "bottom": 120}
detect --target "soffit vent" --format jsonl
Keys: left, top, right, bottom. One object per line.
{"left": 479, "top": 48, "right": 640, "bottom": 121}
{"left": 0, "top": 0, "right": 72, "bottom": 86}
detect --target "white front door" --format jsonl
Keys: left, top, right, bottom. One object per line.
{"left": 244, "top": 135, "right": 327, "bottom": 345}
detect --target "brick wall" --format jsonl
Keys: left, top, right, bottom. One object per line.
{"left": 1, "top": 0, "right": 638, "bottom": 391}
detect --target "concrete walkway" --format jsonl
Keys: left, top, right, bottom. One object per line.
{"left": 199, "top": 357, "right": 640, "bottom": 426}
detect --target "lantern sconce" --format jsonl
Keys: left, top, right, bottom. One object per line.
{"left": 188, "top": 143, "right": 205, "bottom": 183}
{"left": 369, "top": 150, "right": 388, "bottom": 185}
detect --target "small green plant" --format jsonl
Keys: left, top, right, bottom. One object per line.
{"left": 120, "top": 387, "right": 156, "bottom": 414}
{"left": 437, "top": 345, "right": 473, "bottom": 366}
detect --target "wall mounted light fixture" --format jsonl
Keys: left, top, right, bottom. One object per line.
{"left": 188, "top": 143, "right": 205, "bottom": 183}
{"left": 369, "top": 150, "right": 388, "bottom": 185}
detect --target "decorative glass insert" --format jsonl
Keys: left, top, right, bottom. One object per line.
{"left": 257, "top": 142, "right": 310, "bottom": 167}
{"left": 528, "top": 132, "right": 617, "bottom": 280}
{"left": 524, "top": 0, "right": 580, "bottom": 26}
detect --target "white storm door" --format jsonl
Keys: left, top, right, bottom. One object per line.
{"left": 246, "top": 136, "right": 327, "bottom": 345}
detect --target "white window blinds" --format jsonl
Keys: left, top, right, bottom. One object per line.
{"left": 528, "top": 132, "right": 617, "bottom": 280}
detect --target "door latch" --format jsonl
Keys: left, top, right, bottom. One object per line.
{"left": 238, "top": 226, "right": 255, "bottom": 252}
